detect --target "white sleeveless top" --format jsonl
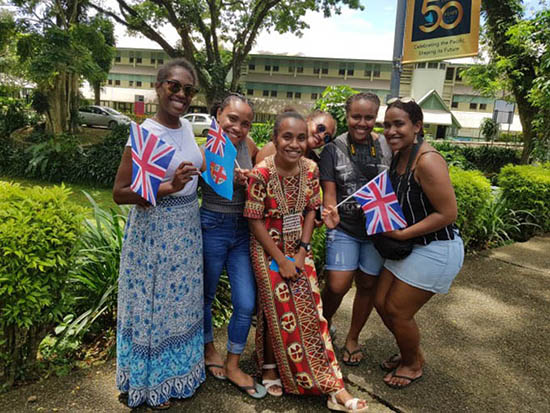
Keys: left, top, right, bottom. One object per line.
{"left": 125, "top": 118, "right": 203, "bottom": 197}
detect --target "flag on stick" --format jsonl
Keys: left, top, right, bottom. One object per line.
{"left": 130, "top": 121, "right": 176, "bottom": 206}
{"left": 353, "top": 170, "right": 408, "bottom": 235}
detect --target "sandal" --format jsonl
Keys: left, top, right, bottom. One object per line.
{"left": 327, "top": 388, "right": 368, "bottom": 412}
{"left": 342, "top": 347, "right": 363, "bottom": 367}
{"left": 262, "top": 363, "right": 283, "bottom": 397}
{"left": 206, "top": 363, "right": 227, "bottom": 380}
{"left": 379, "top": 354, "right": 401, "bottom": 372}
{"left": 384, "top": 368, "right": 424, "bottom": 390}
{"left": 149, "top": 400, "right": 171, "bottom": 410}
{"left": 227, "top": 376, "right": 267, "bottom": 399}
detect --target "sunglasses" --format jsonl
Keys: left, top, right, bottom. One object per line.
{"left": 387, "top": 96, "right": 415, "bottom": 104}
{"left": 316, "top": 124, "right": 333, "bottom": 144}
{"left": 162, "top": 80, "right": 199, "bottom": 97}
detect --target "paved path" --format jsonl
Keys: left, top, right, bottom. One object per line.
{"left": 3, "top": 236, "right": 549, "bottom": 412}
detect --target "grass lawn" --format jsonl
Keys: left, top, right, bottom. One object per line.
{"left": 1, "top": 175, "right": 116, "bottom": 211}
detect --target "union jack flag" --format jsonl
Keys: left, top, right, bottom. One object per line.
{"left": 205, "top": 118, "right": 228, "bottom": 157}
{"left": 130, "top": 121, "right": 176, "bottom": 206}
{"left": 353, "top": 170, "right": 407, "bottom": 235}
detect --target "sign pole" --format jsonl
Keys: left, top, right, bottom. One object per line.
{"left": 389, "top": 0, "right": 407, "bottom": 101}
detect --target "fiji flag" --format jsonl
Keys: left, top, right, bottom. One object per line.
{"left": 202, "top": 118, "right": 237, "bottom": 200}
{"left": 353, "top": 170, "right": 408, "bottom": 235}
{"left": 129, "top": 121, "right": 176, "bottom": 206}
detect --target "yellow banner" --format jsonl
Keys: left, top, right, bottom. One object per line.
{"left": 402, "top": 0, "right": 481, "bottom": 64}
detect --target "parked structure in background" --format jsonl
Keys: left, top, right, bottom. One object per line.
{"left": 81, "top": 47, "right": 523, "bottom": 140}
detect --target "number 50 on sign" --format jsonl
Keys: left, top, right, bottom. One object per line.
{"left": 402, "top": 0, "right": 481, "bottom": 64}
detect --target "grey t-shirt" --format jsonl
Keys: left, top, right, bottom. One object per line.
{"left": 319, "top": 132, "right": 392, "bottom": 240}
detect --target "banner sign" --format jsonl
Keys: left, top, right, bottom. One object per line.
{"left": 402, "top": 0, "right": 481, "bottom": 64}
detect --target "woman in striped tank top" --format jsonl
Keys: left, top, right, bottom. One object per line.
{"left": 374, "top": 98, "right": 464, "bottom": 389}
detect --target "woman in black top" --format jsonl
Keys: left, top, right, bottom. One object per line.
{"left": 375, "top": 98, "right": 464, "bottom": 389}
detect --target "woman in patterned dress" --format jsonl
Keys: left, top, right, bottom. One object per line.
{"left": 113, "top": 59, "right": 206, "bottom": 409}
{"left": 244, "top": 110, "right": 368, "bottom": 412}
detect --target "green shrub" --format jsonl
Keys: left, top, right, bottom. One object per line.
{"left": 450, "top": 167, "right": 492, "bottom": 250}
{"left": 498, "top": 164, "right": 550, "bottom": 238}
{"left": 0, "top": 97, "right": 33, "bottom": 136}
{"left": 250, "top": 122, "right": 273, "bottom": 148}
{"left": 0, "top": 182, "right": 84, "bottom": 387}
{"left": 460, "top": 145, "right": 520, "bottom": 175}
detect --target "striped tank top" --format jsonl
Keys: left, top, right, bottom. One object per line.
{"left": 390, "top": 150, "right": 455, "bottom": 245}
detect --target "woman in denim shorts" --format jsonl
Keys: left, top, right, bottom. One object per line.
{"left": 319, "top": 92, "right": 392, "bottom": 365}
{"left": 375, "top": 98, "right": 464, "bottom": 389}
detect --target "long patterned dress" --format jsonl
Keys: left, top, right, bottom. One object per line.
{"left": 244, "top": 155, "right": 344, "bottom": 395}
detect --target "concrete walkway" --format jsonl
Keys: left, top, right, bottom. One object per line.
{"left": 3, "top": 235, "right": 549, "bottom": 412}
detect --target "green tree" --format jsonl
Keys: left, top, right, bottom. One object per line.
{"left": 0, "top": 10, "right": 26, "bottom": 95}
{"left": 463, "top": 1, "right": 539, "bottom": 163}
{"left": 480, "top": 117, "right": 499, "bottom": 141}
{"left": 90, "top": 0, "right": 363, "bottom": 108}
{"left": 313, "top": 85, "right": 358, "bottom": 136}
{"left": 10, "top": 1, "right": 115, "bottom": 134}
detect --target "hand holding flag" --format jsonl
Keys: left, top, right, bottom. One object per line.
{"left": 129, "top": 121, "right": 176, "bottom": 206}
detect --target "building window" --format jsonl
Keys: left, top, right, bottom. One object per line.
{"left": 446, "top": 68, "right": 455, "bottom": 81}
{"left": 136, "top": 57, "right": 142, "bottom": 64}
{"left": 322, "top": 67, "right": 328, "bottom": 74}
{"left": 273, "top": 65, "right": 279, "bottom": 72}
{"left": 248, "top": 63, "right": 255, "bottom": 70}
{"left": 271, "top": 90, "right": 277, "bottom": 97}
{"left": 247, "top": 89, "right": 254, "bottom": 96}
{"left": 150, "top": 82, "right": 155, "bottom": 87}
{"left": 129, "top": 57, "right": 134, "bottom": 63}
{"left": 265, "top": 65, "right": 271, "bottom": 71}
{"left": 158, "top": 58, "right": 164, "bottom": 64}
{"left": 136, "top": 81, "right": 142, "bottom": 87}
{"left": 129, "top": 80, "right": 134, "bottom": 86}
{"left": 364, "top": 67, "right": 372, "bottom": 77}
{"left": 480, "top": 103, "right": 487, "bottom": 110}
{"left": 313, "top": 67, "right": 320, "bottom": 74}
{"left": 428, "top": 62, "right": 438, "bottom": 69}
{"left": 263, "top": 90, "right": 269, "bottom": 96}
{"left": 338, "top": 68, "right": 345, "bottom": 76}
{"left": 469, "top": 102, "right": 478, "bottom": 110}
{"left": 451, "top": 101, "right": 458, "bottom": 108}
{"left": 115, "top": 80, "right": 121, "bottom": 86}
{"left": 296, "top": 66, "right": 303, "bottom": 73}
{"left": 115, "top": 55, "right": 121, "bottom": 62}
{"left": 288, "top": 65, "right": 295, "bottom": 73}
{"left": 373, "top": 64, "right": 381, "bottom": 77}
{"left": 108, "top": 79, "right": 113, "bottom": 85}
{"left": 287, "top": 91, "right": 293, "bottom": 98}
{"left": 295, "top": 92, "right": 301, "bottom": 99}
{"left": 151, "top": 58, "right": 156, "bottom": 64}
{"left": 416, "top": 62, "right": 426, "bottom": 69}
{"left": 347, "top": 69, "right": 354, "bottom": 76}
{"left": 311, "top": 93, "right": 318, "bottom": 100}
{"left": 455, "top": 69, "right": 462, "bottom": 81}
{"left": 440, "top": 63, "right": 446, "bottom": 70}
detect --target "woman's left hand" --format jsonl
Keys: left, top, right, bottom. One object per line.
{"left": 321, "top": 205, "right": 340, "bottom": 229}
{"left": 235, "top": 168, "right": 250, "bottom": 186}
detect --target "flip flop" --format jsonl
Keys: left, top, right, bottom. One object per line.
{"left": 342, "top": 347, "right": 363, "bottom": 366}
{"left": 206, "top": 363, "right": 227, "bottom": 381}
{"left": 384, "top": 368, "right": 424, "bottom": 390}
{"left": 380, "top": 353, "right": 401, "bottom": 372}
{"left": 227, "top": 377, "right": 267, "bottom": 399}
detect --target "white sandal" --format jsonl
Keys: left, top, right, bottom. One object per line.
{"left": 262, "top": 364, "right": 283, "bottom": 397}
{"left": 327, "top": 388, "right": 368, "bottom": 412}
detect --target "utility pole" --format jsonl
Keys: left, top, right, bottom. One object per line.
{"left": 389, "top": 0, "right": 407, "bottom": 101}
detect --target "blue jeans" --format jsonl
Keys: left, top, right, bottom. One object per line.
{"left": 201, "top": 208, "right": 256, "bottom": 355}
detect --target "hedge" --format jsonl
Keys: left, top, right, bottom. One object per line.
{"left": 498, "top": 164, "right": 550, "bottom": 237}
{"left": 0, "top": 182, "right": 84, "bottom": 387}
{"left": 450, "top": 166, "right": 492, "bottom": 250}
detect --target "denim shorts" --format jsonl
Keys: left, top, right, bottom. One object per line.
{"left": 325, "top": 228, "right": 384, "bottom": 275}
{"left": 384, "top": 234, "right": 464, "bottom": 294}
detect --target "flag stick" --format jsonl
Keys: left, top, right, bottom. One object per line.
{"left": 335, "top": 192, "right": 359, "bottom": 209}
{"left": 234, "top": 158, "right": 242, "bottom": 170}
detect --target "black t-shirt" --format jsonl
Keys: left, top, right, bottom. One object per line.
{"left": 319, "top": 132, "right": 392, "bottom": 240}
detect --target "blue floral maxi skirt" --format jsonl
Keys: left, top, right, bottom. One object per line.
{"left": 116, "top": 195, "right": 205, "bottom": 408}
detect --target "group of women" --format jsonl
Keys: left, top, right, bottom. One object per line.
{"left": 113, "top": 58, "right": 464, "bottom": 410}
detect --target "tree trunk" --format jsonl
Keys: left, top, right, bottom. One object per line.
{"left": 93, "top": 81, "right": 101, "bottom": 105}
{"left": 44, "top": 71, "right": 80, "bottom": 135}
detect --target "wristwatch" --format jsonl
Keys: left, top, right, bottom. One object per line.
{"left": 299, "top": 241, "right": 311, "bottom": 252}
